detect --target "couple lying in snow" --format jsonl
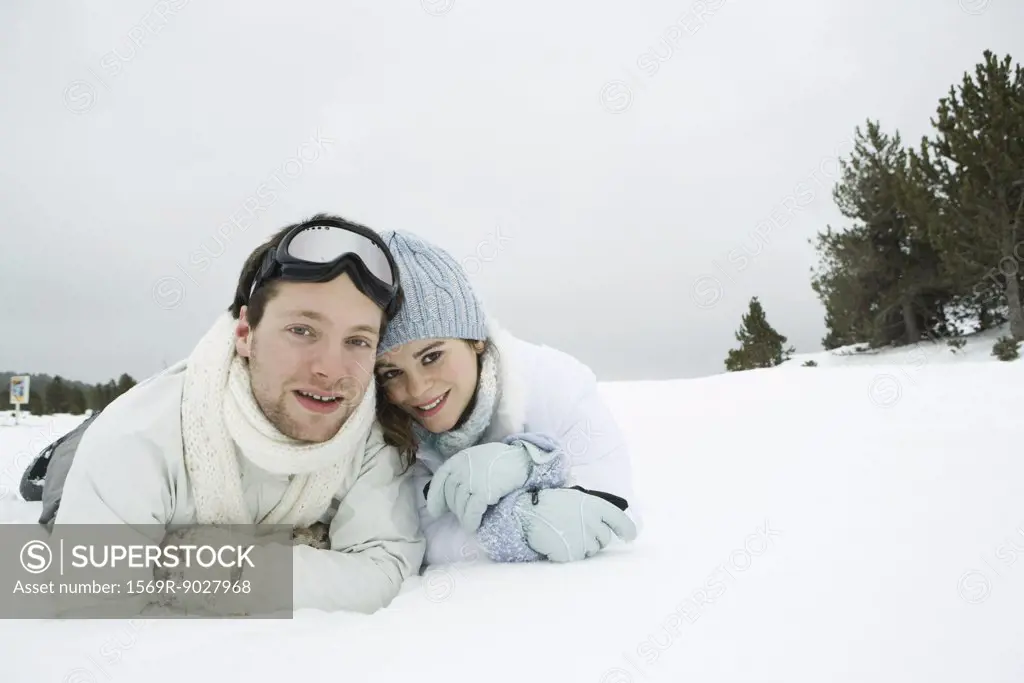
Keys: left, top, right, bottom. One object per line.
{"left": 27, "top": 213, "right": 640, "bottom": 615}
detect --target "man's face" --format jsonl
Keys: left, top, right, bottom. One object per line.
{"left": 234, "top": 273, "right": 383, "bottom": 443}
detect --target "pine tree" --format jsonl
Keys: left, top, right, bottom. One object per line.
{"left": 102, "top": 380, "right": 117, "bottom": 407}
{"left": 88, "top": 383, "right": 104, "bottom": 411}
{"left": 811, "top": 120, "right": 952, "bottom": 349}
{"left": 810, "top": 225, "right": 875, "bottom": 349}
{"left": 89, "top": 380, "right": 118, "bottom": 410}
{"left": 26, "top": 385, "right": 47, "bottom": 415}
{"left": 45, "top": 376, "right": 71, "bottom": 414}
{"left": 916, "top": 50, "right": 1024, "bottom": 338}
{"left": 116, "top": 373, "right": 137, "bottom": 397}
{"left": 67, "top": 385, "right": 87, "bottom": 415}
{"left": 724, "top": 297, "right": 795, "bottom": 371}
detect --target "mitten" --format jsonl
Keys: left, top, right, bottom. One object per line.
{"left": 425, "top": 433, "right": 569, "bottom": 532}
{"left": 476, "top": 486, "right": 637, "bottom": 563}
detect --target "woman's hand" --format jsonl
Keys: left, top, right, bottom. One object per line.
{"left": 475, "top": 486, "right": 637, "bottom": 563}
{"left": 426, "top": 441, "right": 536, "bottom": 532}
{"left": 518, "top": 488, "right": 637, "bottom": 562}
{"left": 425, "top": 432, "right": 571, "bottom": 532}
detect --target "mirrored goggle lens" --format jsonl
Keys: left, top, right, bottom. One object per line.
{"left": 286, "top": 225, "right": 394, "bottom": 286}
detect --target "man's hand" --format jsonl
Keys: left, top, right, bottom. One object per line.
{"left": 292, "top": 522, "right": 330, "bottom": 549}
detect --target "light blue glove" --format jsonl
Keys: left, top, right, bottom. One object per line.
{"left": 476, "top": 487, "right": 638, "bottom": 563}
{"left": 425, "top": 434, "right": 569, "bottom": 532}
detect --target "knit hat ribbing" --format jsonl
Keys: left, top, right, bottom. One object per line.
{"left": 377, "top": 230, "right": 488, "bottom": 355}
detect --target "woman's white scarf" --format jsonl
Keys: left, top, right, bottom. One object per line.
{"left": 179, "top": 313, "right": 375, "bottom": 527}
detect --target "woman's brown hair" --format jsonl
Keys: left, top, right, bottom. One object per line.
{"left": 376, "top": 384, "right": 419, "bottom": 470}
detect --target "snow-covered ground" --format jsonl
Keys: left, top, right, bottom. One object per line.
{"left": 784, "top": 320, "right": 1014, "bottom": 370}
{"left": 1, "top": 331, "right": 1023, "bottom": 682}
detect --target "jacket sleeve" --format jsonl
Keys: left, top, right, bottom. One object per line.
{"left": 536, "top": 353, "right": 643, "bottom": 533}
{"left": 49, "top": 429, "right": 176, "bottom": 616}
{"left": 53, "top": 428, "right": 174, "bottom": 528}
{"left": 290, "top": 427, "right": 426, "bottom": 613}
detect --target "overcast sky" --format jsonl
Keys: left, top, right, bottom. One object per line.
{"left": 1, "top": 0, "right": 1021, "bottom": 384}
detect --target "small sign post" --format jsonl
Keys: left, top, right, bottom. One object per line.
{"left": 9, "top": 376, "right": 29, "bottom": 425}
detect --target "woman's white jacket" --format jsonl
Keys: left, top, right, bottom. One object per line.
{"left": 412, "top": 322, "right": 641, "bottom": 566}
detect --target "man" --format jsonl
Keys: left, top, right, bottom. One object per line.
{"left": 51, "top": 213, "right": 425, "bottom": 615}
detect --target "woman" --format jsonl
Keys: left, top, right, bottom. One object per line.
{"left": 373, "top": 230, "right": 640, "bottom": 567}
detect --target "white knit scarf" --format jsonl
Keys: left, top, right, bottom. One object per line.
{"left": 179, "top": 313, "right": 376, "bottom": 527}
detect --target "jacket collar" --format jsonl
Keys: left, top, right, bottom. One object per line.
{"left": 482, "top": 317, "right": 529, "bottom": 441}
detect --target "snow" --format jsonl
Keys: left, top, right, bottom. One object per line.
{"left": 1, "top": 334, "right": 1023, "bottom": 682}
{"left": 784, "top": 320, "right": 1014, "bottom": 370}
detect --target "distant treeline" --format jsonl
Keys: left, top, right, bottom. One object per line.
{"left": 809, "top": 49, "right": 1024, "bottom": 351}
{"left": 1, "top": 371, "right": 138, "bottom": 415}
{"left": 724, "top": 50, "right": 1024, "bottom": 372}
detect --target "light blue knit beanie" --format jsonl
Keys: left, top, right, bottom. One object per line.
{"left": 377, "top": 230, "right": 489, "bottom": 355}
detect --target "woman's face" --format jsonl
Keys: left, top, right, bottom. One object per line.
{"left": 375, "top": 338, "right": 483, "bottom": 433}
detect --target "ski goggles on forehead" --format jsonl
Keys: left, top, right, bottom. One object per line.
{"left": 248, "top": 219, "right": 401, "bottom": 315}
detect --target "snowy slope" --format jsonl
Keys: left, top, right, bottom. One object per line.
{"left": 0, "top": 413, "right": 86, "bottom": 524}
{"left": 1, "top": 342, "right": 1022, "bottom": 682}
{"left": 784, "top": 321, "right": 1013, "bottom": 370}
